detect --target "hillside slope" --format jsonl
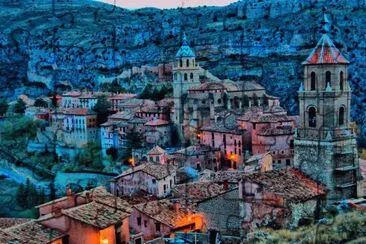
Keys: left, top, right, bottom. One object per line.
{"left": 0, "top": 0, "right": 365, "bottom": 142}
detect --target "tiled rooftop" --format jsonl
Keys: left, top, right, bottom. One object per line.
{"left": 145, "top": 119, "right": 170, "bottom": 126}
{"left": 243, "top": 168, "right": 327, "bottom": 204}
{"left": 0, "top": 229, "right": 22, "bottom": 244}
{"left": 302, "top": 34, "right": 349, "bottom": 65}
{"left": 175, "top": 145, "right": 219, "bottom": 156}
{"left": 134, "top": 200, "right": 189, "bottom": 228}
{"left": 62, "top": 201, "right": 130, "bottom": 229}
{"left": 257, "top": 126, "right": 294, "bottom": 136}
{"left": 172, "top": 182, "right": 227, "bottom": 203}
{"left": 5, "top": 220, "right": 65, "bottom": 244}
{"left": 115, "top": 163, "right": 176, "bottom": 180}
{"left": 147, "top": 145, "right": 166, "bottom": 155}
{"left": 0, "top": 218, "right": 31, "bottom": 229}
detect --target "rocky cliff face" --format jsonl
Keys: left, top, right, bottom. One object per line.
{"left": 0, "top": 0, "right": 365, "bottom": 142}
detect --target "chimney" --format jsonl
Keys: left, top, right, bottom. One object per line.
{"left": 85, "top": 192, "right": 92, "bottom": 203}
{"left": 66, "top": 187, "right": 77, "bottom": 208}
{"left": 223, "top": 180, "right": 229, "bottom": 191}
{"left": 173, "top": 202, "right": 180, "bottom": 212}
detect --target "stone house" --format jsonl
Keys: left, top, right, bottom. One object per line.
{"left": 110, "top": 163, "right": 177, "bottom": 198}
{"left": 38, "top": 187, "right": 132, "bottom": 244}
{"left": 244, "top": 152, "right": 273, "bottom": 173}
{"left": 4, "top": 220, "right": 66, "bottom": 244}
{"left": 144, "top": 119, "right": 171, "bottom": 147}
{"left": 237, "top": 108, "right": 296, "bottom": 168}
{"left": 108, "top": 93, "right": 137, "bottom": 112}
{"left": 146, "top": 145, "right": 168, "bottom": 164}
{"left": 130, "top": 199, "right": 204, "bottom": 241}
{"left": 172, "top": 145, "right": 221, "bottom": 171}
{"left": 239, "top": 168, "right": 327, "bottom": 235}
{"left": 200, "top": 118, "right": 248, "bottom": 170}
{"left": 172, "top": 181, "right": 241, "bottom": 235}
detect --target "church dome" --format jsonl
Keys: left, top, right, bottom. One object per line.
{"left": 176, "top": 33, "right": 195, "bottom": 58}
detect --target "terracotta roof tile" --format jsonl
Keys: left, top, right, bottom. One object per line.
{"left": 115, "top": 163, "right": 176, "bottom": 180}
{"left": 243, "top": 168, "right": 327, "bottom": 204}
{"left": 172, "top": 182, "right": 228, "bottom": 203}
{"left": 303, "top": 34, "right": 349, "bottom": 65}
{"left": 62, "top": 201, "right": 130, "bottom": 229}
{"left": 145, "top": 119, "right": 170, "bottom": 126}
{"left": 147, "top": 145, "right": 166, "bottom": 155}
{"left": 134, "top": 200, "right": 189, "bottom": 228}
{"left": 0, "top": 229, "right": 23, "bottom": 244}
{"left": 5, "top": 220, "right": 65, "bottom": 244}
{"left": 0, "top": 218, "right": 32, "bottom": 229}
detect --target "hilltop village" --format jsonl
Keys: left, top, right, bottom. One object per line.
{"left": 0, "top": 23, "right": 365, "bottom": 243}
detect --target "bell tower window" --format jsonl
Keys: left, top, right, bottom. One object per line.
{"left": 326, "top": 71, "right": 331, "bottom": 86}
{"left": 340, "top": 71, "right": 344, "bottom": 90}
{"left": 184, "top": 73, "right": 188, "bottom": 81}
{"left": 186, "top": 59, "right": 190, "bottom": 67}
{"left": 339, "top": 107, "right": 345, "bottom": 126}
{"left": 308, "top": 107, "right": 317, "bottom": 128}
{"left": 311, "top": 72, "right": 316, "bottom": 90}
{"left": 179, "top": 59, "right": 183, "bottom": 67}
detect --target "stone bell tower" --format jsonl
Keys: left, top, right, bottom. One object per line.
{"left": 172, "top": 33, "right": 201, "bottom": 138}
{"left": 294, "top": 20, "right": 361, "bottom": 202}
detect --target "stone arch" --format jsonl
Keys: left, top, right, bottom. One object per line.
{"left": 326, "top": 71, "right": 331, "bottom": 86}
{"left": 340, "top": 71, "right": 344, "bottom": 91}
{"left": 311, "top": 72, "right": 316, "bottom": 90}
{"left": 339, "top": 106, "right": 345, "bottom": 126}
{"left": 308, "top": 106, "right": 317, "bottom": 128}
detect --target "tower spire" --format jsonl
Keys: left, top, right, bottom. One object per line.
{"left": 321, "top": 7, "right": 330, "bottom": 34}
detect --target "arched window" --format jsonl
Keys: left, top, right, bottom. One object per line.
{"left": 311, "top": 72, "right": 316, "bottom": 90}
{"left": 308, "top": 107, "right": 317, "bottom": 127}
{"left": 179, "top": 59, "right": 183, "bottom": 67}
{"left": 190, "top": 73, "right": 193, "bottom": 80}
{"left": 340, "top": 71, "right": 344, "bottom": 91}
{"left": 184, "top": 73, "right": 188, "bottom": 81}
{"left": 217, "top": 98, "right": 222, "bottom": 104}
{"left": 186, "top": 59, "right": 190, "bottom": 67}
{"left": 326, "top": 71, "right": 331, "bottom": 86}
{"left": 339, "top": 107, "right": 345, "bottom": 125}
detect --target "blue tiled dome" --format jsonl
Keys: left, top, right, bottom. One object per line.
{"left": 176, "top": 34, "right": 195, "bottom": 58}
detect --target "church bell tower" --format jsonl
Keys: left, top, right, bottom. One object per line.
{"left": 294, "top": 16, "right": 361, "bottom": 202}
{"left": 172, "top": 33, "right": 201, "bottom": 138}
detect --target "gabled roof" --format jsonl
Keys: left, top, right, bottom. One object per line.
{"left": 114, "top": 163, "right": 177, "bottom": 180}
{"left": 5, "top": 220, "right": 66, "bottom": 244}
{"left": 176, "top": 33, "right": 195, "bottom": 58}
{"left": 302, "top": 34, "right": 349, "bottom": 65}
{"left": 147, "top": 145, "right": 165, "bottom": 155}
{"left": 62, "top": 201, "right": 130, "bottom": 229}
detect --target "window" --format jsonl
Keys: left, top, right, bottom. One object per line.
{"left": 326, "top": 71, "right": 331, "bottom": 86}
{"left": 144, "top": 220, "right": 147, "bottom": 228}
{"left": 340, "top": 71, "right": 344, "bottom": 90}
{"left": 164, "top": 184, "right": 166, "bottom": 193}
{"left": 184, "top": 73, "right": 188, "bottom": 81}
{"left": 308, "top": 107, "right": 317, "bottom": 127}
{"left": 137, "top": 217, "right": 141, "bottom": 226}
{"left": 155, "top": 223, "right": 161, "bottom": 232}
{"left": 339, "top": 107, "right": 345, "bottom": 125}
{"left": 311, "top": 72, "right": 316, "bottom": 90}
{"left": 217, "top": 98, "right": 222, "bottom": 104}
{"left": 152, "top": 179, "right": 156, "bottom": 184}
{"left": 286, "top": 159, "right": 291, "bottom": 166}
{"left": 278, "top": 160, "right": 281, "bottom": 164}
{"left": 190, "top": 73, "right": 193, "bottom": 79}
{"left": 253, "top": 123, "right": 256, "bottom": 130}
{"left": 186, "top": 59, "right": 190, "bottom": 67}
{"left": 179, "top": 59, "right": 183, "bottom": 67}
{"left": 290, "top": 140, "right": 294, "bottom": 149}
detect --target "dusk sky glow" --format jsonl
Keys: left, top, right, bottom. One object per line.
{"left": 98, "top": 0, "right": 238, "bottom": 9}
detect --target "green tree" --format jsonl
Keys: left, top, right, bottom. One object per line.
{"left": 14, "top": 99, "right": 26, "bottom": 114}
{"left": 34, "top": 98, "right": 48, "bottom": 108}
{"left": 92, "top": 96, "right": 111, "bottom": 126}
{"left": 77, "top": 142, "right": 104, "bottom": 170}
{"left": 0, "top": 100, "right": 8, "bottom": 116}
